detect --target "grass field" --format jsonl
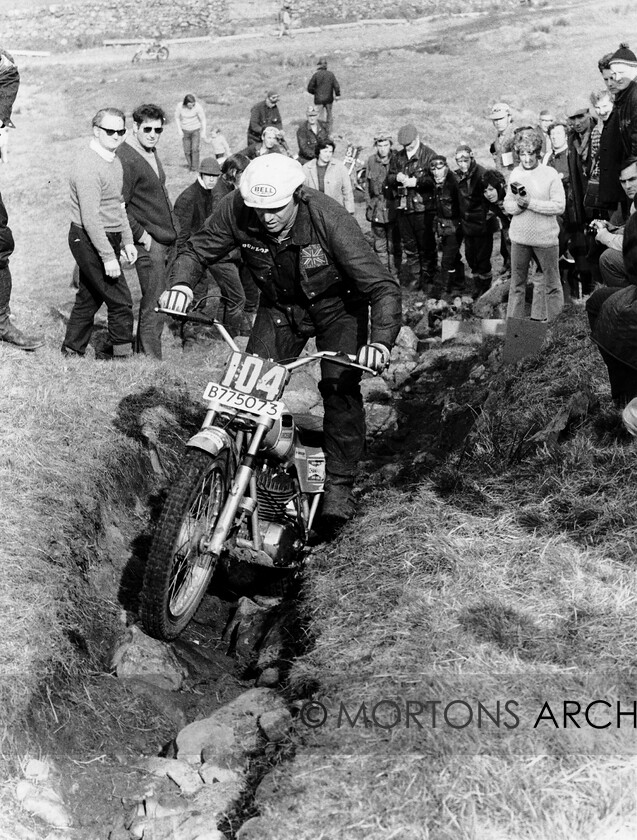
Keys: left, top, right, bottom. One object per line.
{"left": 2, "top": 0, "right": 637, "bottom": 836}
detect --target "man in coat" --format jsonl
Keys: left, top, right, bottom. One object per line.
{"left": 386, "top": 124, "right": 438, "bottom": 291}
{"left": 307, "top": 57, "right": 340, "bottom": 133}
{"left": 160, "top": 154, "right": 402, "bottom": 529}
{"left": 0, "top": 47, "right": 43, "bottom": 350}
{"left": 608, "top": 43, "right": 637, "bottom": 159}
{"left": 247, "top": 91, "right": 283, "bottom": 147}
{"left": 364, "top": 132, "right": 399, "bottom": 276}
{"left": 296, "top": 104, "right": 329, "bottom": 165}
{"left": 454, "top": 144, "right": 492, "bottom": 295}
{"left": 117, "top": 103, "right": 177, "bottom": 359}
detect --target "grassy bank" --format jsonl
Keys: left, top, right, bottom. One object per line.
{"left": 249, "top": 308, "right": 637, "bottom": 838}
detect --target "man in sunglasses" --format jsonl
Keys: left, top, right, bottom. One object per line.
{"left": 117, "top": 103, "right": 177, "bottom": 359}
{"left": 62, "top": 108, "right": 137, "bottom": 358}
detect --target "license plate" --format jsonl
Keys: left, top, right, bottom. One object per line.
{"left": 203, "top": 382, "right": 283, "bottom": 418}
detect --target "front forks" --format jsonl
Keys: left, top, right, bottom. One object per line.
{"left": 200, "top": 423, "right": 269, "bottom": 559}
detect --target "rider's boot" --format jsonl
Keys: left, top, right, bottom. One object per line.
{"left": 320, "top": 474, "right": 356, "bottom": 534}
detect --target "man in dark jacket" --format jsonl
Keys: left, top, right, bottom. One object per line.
{"left": 565, "top": 101, "right": 596, "bottom": 293}
{"left": 430, "top": 155, "right": 464, "bottom": 297}
{"left": 597, "top": 52, "right": 626, "bottom": 212}
{"left": 174, "top": 156, "right": 221, "bottom": 348}
{"left": 307, "top": 57, "right": 340, "bottom": 133}
{"left": 454, "top": 145, "right": 492, "bottom": 296}
{"left": 364, "top": 132, "right": 399, "bottom": 276}
{"left": 0, "top": 47, "right": 43, "bottom": 350}
{"left": 608, "top": 44, "right": 637, "bottom": 159}
{"left": 160, "top": 154, "right": 401, "bottom": 527}
{"left": 386, "top": 124, "right": 438, "bottom": 291}
{"left": 296, "top": 105, "right": 329, "bottom": 165}
{"left": 118, "top": 103, "right": 177, "bottom": 359}
{"left": 247, "top": 91, "right": 282, "bottom": 147}
{"left": 587, "top": 208, "right": 637, "bottom": 415}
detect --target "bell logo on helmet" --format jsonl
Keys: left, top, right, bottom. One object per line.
{"left": 251, "top": 184, "right": 277, "bottom": 197}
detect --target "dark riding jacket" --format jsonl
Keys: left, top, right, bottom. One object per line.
{"left": 171, "top": 187, "right": 402, "bottom": 349}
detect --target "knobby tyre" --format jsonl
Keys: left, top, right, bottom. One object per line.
{"left": 156, "top": 47, "right": 169, "bottom": 60}
{"left": 141, "top": 448, "right": 230, "bottom": 640}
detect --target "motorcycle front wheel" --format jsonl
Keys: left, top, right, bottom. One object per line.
{"left": 141, "top": 448, "right": 230, "bottom": 640}
{"left": 156, "top": 46, "right": 169, "bottom": 60}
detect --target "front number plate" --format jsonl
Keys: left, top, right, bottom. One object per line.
{"left": 203, "top": 382, "right": 283, "bottom": 418}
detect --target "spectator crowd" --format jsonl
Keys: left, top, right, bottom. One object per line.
{"left": 3, "top": 40, "right": 637, "bottom": 438}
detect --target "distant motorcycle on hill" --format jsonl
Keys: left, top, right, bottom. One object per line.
{"left": 131, "top": 41, "right": 170, "bottom": 63}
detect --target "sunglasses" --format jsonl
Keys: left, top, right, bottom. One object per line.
{"left": 142, "top": 126, "right": 164, "bottom": 134}
{"left": 98, "top": 126, "right": 126, "bottom": 137}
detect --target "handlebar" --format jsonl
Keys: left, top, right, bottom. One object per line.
{"left": 155, "top": 307, "right": 378, "bottom": 375}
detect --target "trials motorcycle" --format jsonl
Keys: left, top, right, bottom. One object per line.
{"left": 131, "top": 42, "right": 170, "bottom": 63}
{"left": 140, "top": 309, "right": 376, "bottom": 641}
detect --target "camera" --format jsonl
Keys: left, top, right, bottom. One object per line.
{"left": 510, "top": 182, "right": 526, "bottom": 197}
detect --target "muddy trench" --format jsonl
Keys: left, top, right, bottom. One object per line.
{"left": 18, "top": 334, "right": 490, "bottom": 839}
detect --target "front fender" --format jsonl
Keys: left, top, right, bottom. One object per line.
{"left": 186, "top": 427, "right": 233, "bottom": 458}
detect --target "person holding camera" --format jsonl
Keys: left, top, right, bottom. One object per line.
{"left": 505, "top": 127, "right": 566, "bottom": 322}
{"left": 386, "top": 124, "right": 438, "bottom": 291}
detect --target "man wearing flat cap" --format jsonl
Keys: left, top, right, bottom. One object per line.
{"left": 247, "top": 90, "right": 283, "bottom": 147}
{"left": 386, "top": 123, "right": 438, "bottom": 291}
{"left": 297, "top": 104, "right": 329, "bottom": 165}
{"left": 609, "top": 43, "right": 637, "bottom": 158}
{"left": 489, "top": 102, "right": 516, "bottom": 174}
{"left": 565, "top": 100, "right": 596, "bottom": 292}
{"left": 173, "top": 155, "right": 247, "bottom": 342}
{"left": 307, "top": 56, "right": 341, "bottom": 133}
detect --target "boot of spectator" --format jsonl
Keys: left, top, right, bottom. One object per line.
{"left": 0, "top": 267, "right": 43, "bottom": 350}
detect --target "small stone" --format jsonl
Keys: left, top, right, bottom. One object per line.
{"left": 24, "top": 759, "right": 51, "bottom": 781}
{"left": 165, "top": 761, "right": 204, "bottom": 795}
{"left": 258, "top": 708, "right": 292, "bottom": 742}
{"left": 199, "top": 763, "right": 243, "bottom": 785}
{"left": 236, "top": 817, "right": 269, "bottom": 840}
{"left": 256, "top": 667, "right": 280, "bottom": 687}
{"left": 109, "top": 625, "right": 188, "bottom": 691}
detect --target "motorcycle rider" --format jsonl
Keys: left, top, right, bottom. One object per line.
{"left": 159, "top": 154, "right": 402, "bottom": 529}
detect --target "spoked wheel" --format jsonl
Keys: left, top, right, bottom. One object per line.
{"left": 141, "top": 449, "right": 230, "bottom": 640}
{"left": 156, "top": 46, "right": 169, "bottom": 60}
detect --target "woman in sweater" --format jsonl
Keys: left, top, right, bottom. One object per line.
{"left": 174, "top": 94, "right": 208, "bottom": 172}
{"left": 505, "top": 127, "right": 566, "bottom": 322}
{"left": 302, "top": 138, "right": 355, "bottom": 214}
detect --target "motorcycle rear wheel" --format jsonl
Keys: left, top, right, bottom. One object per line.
{"left": 141, "top": 449, "right": 230, "bottom": 640}
{"left": 156, "top": 46, "right": 169, "bottom": 60}
{"left": 131, "top": 50, "right": 142, "bottom": 63}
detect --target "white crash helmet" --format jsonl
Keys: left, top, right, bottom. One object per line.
{"left": 240, "top": 153, "right": 305, "bottom": 208}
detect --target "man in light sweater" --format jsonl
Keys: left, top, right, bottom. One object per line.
{"left": 62, "top": 108, "right": 137, "bottom": 358}
{"left": 117, "top": 103, "right": 177, "bottom": 359}
{"left": 505, "top": 127, "right": 566, "bottom": 322}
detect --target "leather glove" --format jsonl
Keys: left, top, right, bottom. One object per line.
{"left": 356, "top": 342, "right": 391, "bottom": 372}
{"left": 158, "top": 284, "right": 194, "bottom": 313}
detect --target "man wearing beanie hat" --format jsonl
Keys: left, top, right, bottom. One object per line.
{"left": 386, "top": 124, "right": 439, "bottom": 291}
{"left": 429, "top": 154, "right": 465, "bottom": 297}
{"left": 489, "top": 102, "right": 516, "bottom": 174}
{"left": 307, "top": 56, "right": 341, "bottom": 133}
{"left": 609, "top": 43, "right": 637, "bottom": 158}
{"left": 454, "top": 144, "right": 494, "bottom": 294}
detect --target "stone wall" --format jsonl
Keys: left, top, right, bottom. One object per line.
{"left": 0, "top": 0, "right": 520, "bottom": 52}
